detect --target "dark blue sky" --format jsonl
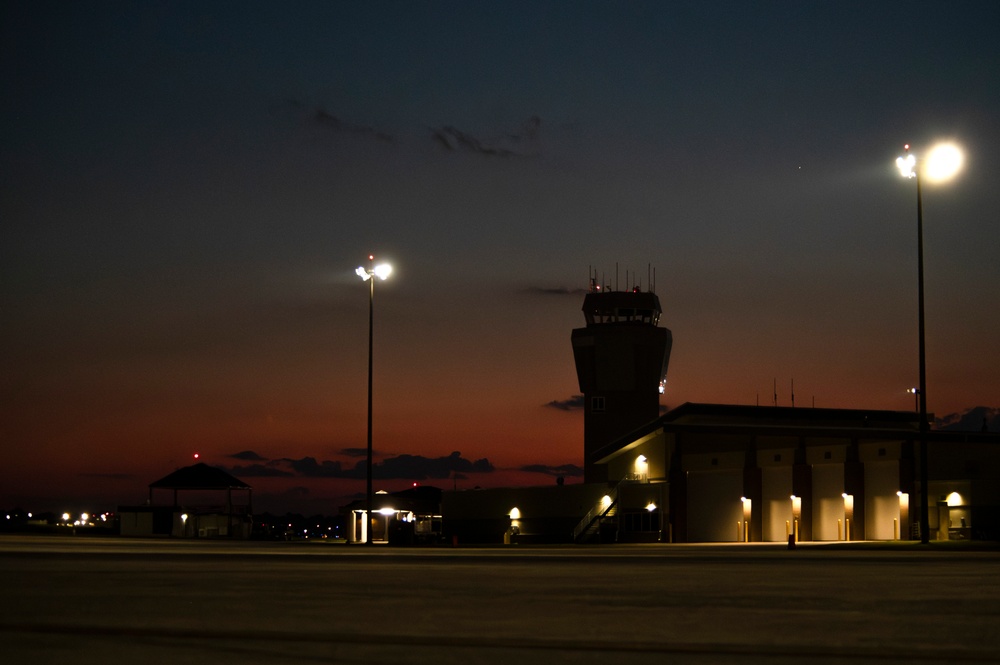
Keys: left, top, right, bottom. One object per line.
{"left": 3, "top": 1, "right": 998, "bottom": 513}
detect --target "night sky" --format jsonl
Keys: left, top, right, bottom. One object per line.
{"left": 3, "top": 1, "right": 998, "bottom": 514}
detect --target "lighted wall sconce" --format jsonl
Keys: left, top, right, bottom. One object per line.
{"left": 790, "top": 495, "right": 801, "bottom": 541}
{"left": 841, "top": 493, "right": 854, "bottom": 541}
{"left": 740, "top": 497, "right": 752, "bottom": 542}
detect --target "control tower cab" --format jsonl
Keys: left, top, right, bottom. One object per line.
{"left": 571, "top": 280, "right": 672, "bottom": 483}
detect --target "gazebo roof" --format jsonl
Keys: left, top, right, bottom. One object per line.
{"left": 149, "top": 463, "right": 251, "bottom": 490}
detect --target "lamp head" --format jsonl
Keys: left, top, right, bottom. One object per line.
{"left": 896, "top": 142, "right": 964, "bottom": 183}
{"left": 896, "top": 149, "right": 916, "bottom": 179}
{"left": 356, "top": 259, "right": 392, "bottom": 281}
{"left": 924, "top": 142, "right": 963, "bottom": 183}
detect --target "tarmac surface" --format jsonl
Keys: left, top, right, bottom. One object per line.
{"left": 2, "top": 535, "right": 1000, "bottom": 664}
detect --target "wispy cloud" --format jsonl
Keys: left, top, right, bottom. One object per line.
{"left": 224, "top": 451, "right": 494, "bottom": 481}
{"left": 544, "top": 395, "right": 584, "bottom": 411}
{"left": 432, "top": 126, "right": 517, "bottom": 156}
{"left": 313, "top": 107, "right": 395, "bottom": 143}
{"left": 431, "top": 116, "right": 541, "bottom": 157}
{"left": 280, "top": 98, "right": 541, "bottom": 158}
{"left": 226, "top": 462, "right": 294, "bottom": 478}
{"left": 377, "top": 452, "right": 493, "bottom": 480}
{"left": 937, "top": 406, "right": 1000, "bottom": 432}
{"left": 282, "top": 456, "right": 346, "bottom": 478}
{"left": 229, "top": 450, "right": 266, "bottom": 461}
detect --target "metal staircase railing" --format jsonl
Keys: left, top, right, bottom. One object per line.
{"left": 572, "top": 482, "right": 625, "bottom": 542}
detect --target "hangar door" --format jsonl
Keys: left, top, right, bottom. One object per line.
{"left": 762, "top": 466, "right": 793, "bottom": 542}
{"left": 865, "top": 461, "right": 900, "bottom": 540}
{"left": 813, "top": 463, "right": 844, "bottom": 541}
{"left": 686, "top": 469, "right": 743, "bottom": 542}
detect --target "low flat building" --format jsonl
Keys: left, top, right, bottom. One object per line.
{"left": 442, "top": 404, "right": 1000, "bottom": 544}
{"left": 592, "top": 402, "right": 1000, "bottom": 543}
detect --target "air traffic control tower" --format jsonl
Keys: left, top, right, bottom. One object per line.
{"left": 572, "top": 278, "right": 672, "bottom": 483}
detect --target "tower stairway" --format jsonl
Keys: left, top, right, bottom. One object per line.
{"left": 572, "top": 487, "right": 619, "bottom": 543}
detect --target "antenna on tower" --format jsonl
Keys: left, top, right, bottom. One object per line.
{"left": 773, "top": 378, "right": 778, "bottom": 407}
{"left": 615, "top": 263, "right": 619, "bottom": 292}
{"left": 791, "top": 378, "right": 795, "bottom": 408}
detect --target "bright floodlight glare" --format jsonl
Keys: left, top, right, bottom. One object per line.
{"left": 356, "top": 266, "right": 371, "bottom": 280}
{"left": 924, "top": 143, "right": 963, "bottom": 183}
{"left": 896, "top": 153, "right": 916, "bottom": 179}
{"left": 373, "top": 263, "right": 392, "bottom": 280}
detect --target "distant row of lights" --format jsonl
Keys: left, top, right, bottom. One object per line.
{"left": 60, "top": 512, "right": 112, "bottom": 526}
{"left": 4, "top": 511, "right": 115, "bottom": 525}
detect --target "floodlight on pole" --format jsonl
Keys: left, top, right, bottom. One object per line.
{"left": 896, "top": 142, "right": 962, "bottom": 544}
{"left": 357, "top": 254, "right": 392, "bottom": 545}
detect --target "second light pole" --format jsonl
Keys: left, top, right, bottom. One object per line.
{"left": 356, "top": 255, "right": 392, "bottom": 545}
{"left": 896, "top": 142, "right": 963, "bottom": 544}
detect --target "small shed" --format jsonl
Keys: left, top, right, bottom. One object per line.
{"left": 119, "top": 463, "right": 253, "bottom": 538}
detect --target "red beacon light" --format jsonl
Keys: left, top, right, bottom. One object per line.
{"left": 193, "top": 453, "right": 200, "bottom": 460}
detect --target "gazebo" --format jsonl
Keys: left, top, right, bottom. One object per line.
{"left": 120, "top": 463, "right": 253, "bottom": 538}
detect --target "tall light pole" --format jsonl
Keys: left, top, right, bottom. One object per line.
{"left": 896, "top": 142, "right": 963, "bottom": 544}
{"left": 356, "top": 255, "right": 392, "bottom": 544}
